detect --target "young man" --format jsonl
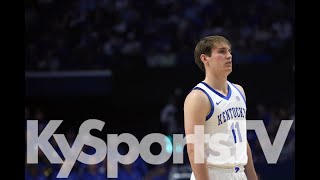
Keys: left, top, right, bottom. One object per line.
{"left": 184, "top": 35, "right": 258, "bottom": 180}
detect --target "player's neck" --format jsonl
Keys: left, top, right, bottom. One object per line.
{"left": 203, "top": 74, "right": 228, "bottom": 94}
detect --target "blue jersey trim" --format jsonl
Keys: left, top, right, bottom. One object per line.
{"left": 229, "top": 82, "right": 246, "bottom": 104}
{"left": 193, "top": 87, "right": 214, "bottom": 121}
{"left": 200, "top": 82, "right": 232, "bottom": 100}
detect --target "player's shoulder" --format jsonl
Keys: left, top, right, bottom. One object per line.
{"left": 229, "top": 82, "right": 246, "bottom": 98}
{"left": 185, "top": 88, "right": 208, "bottom": 102}
{"left": 232, "top": 83, "right": 245, "bottom": 92}
{"left": 184, "top": 87, "right": 210, "bottom": 106}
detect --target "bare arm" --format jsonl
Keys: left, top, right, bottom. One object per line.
{"left": 234, "top": 84, "right": 258, "bottom": 180}
{"left": 245, "top": 142, "right": 258, "bottom": 180}
{"left": 184, "top": 90, "right": 211, "bottom": 180}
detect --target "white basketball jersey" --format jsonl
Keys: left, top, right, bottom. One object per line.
{"left": 193, "top": 81, "right": 248, "bottom": 168}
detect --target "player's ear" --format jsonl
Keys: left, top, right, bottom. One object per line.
{"left": 200, "top": 54, "right": 208, "bottom": 64}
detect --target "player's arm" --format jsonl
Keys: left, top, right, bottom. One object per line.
{"left": 184, "top": 90, "right": 210, "bottom": 180}
{"left": 234, "top": 84, "right": 258, "bottom": 180}
{"left": 245, "top": 142, "right": 258, "bottom": 180}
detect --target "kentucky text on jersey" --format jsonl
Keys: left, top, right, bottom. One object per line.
{"left": 217, "top": 107, "right": 246, "bottom": 125}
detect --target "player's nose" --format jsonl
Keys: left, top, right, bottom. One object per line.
{"left": 226, "top": 52, "right": 232, "bottom": 59}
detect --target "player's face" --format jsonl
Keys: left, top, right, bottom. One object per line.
{"left": 210, "top": 43, "right": 232, "bottom": 73}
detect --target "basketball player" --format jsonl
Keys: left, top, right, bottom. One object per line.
{"left": 184, "top": 35, "right": 258, "bottom": 180}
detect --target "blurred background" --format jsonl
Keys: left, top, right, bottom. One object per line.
{"left": 25, "top": 0, "right": 294, "bottom": 179}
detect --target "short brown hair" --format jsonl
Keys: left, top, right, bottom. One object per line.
{"left": 194, "top": 35, "right": 231, "bottom": 72}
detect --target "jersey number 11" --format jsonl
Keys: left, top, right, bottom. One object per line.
{"left": 231, "top": 122, "right": 243, "bottom": 143}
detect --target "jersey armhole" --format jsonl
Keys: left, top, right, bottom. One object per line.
{"left": 192, "top": 87, "right": 214, "bottom": 120}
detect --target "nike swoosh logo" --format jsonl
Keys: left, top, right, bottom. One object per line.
{"left": 216, "top": 100, "right": 222, "bottom": 105}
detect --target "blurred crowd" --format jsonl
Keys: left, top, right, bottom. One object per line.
{"left": 25, "top": 0, "right": 294, "bottom": 71}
